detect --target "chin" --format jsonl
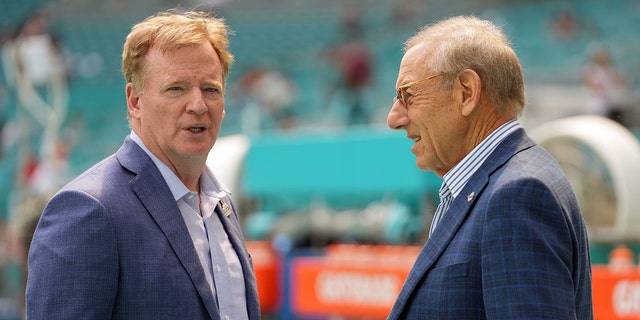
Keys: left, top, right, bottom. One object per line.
{"left": 415, "top": 159, "right": 429, "bottom": 171}
{"left": 181, "top": 144, "right": 213, "bottom": 157}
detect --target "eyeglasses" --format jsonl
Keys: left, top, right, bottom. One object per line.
{"left": 393, "top": 72, "right": 446, "bottom": 107}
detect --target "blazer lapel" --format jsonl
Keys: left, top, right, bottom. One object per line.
{"left": 214, "top": 198, "right": 261, "bottom": 319}
{"left": 388, "top": 129, "right": 534, "bottom": 319}
{"left": 388, "top": 177, "right": 487, "bottom": 318}
{"left": 117, "top": 138, "right": 220, "bottom": 319}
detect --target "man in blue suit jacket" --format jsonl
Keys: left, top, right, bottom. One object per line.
{"left": 26, "top": 10, "right": 260, "bottom": 319}
{"left": 386, "top": 16, "right": 592, "bottom": 319}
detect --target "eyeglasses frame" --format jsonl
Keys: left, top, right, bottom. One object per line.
{"left": 393, "top": 72, "right": 446, "bottom": 107}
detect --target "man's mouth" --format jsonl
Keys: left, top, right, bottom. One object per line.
{"left": 188, "top": 126, "right": 205, "bottom": 133}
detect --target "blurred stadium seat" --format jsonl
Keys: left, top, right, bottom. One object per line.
{"left": 0, "top": 0, "right": 638, "bottom": 220}
{"left": 1, "top": 1, "right": 639, "bottom": 318}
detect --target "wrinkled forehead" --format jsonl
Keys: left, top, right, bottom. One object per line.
{"left": 398, "top": 43, "right": 435, "bottom": 82}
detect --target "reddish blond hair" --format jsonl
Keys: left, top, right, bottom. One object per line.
{"left": 122, "top": 10, "right": 234, "bottom": 93}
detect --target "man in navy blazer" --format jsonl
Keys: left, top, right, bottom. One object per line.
{"left": 386, "top": 16, "right": 592, "bottom": 319}
{"left": 26, "top": 11, "right": 260, "bottom": 319}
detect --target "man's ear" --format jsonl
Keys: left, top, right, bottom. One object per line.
{"left": 126, "top": 83, "right": 141, "bottom": 119}
{"left": 456, "top": 69, "right": 482, "bottom": 116}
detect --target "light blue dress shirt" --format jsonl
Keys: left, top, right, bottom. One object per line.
{"left": 130, "top": 131, "right": 248, "bottom": 320}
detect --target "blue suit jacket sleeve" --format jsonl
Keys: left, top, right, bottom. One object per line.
{"left": 26, "top": 137, "right": 261, "bottom": 319}
{"left": 26, "top": 189, "right": 118, "bottom": 319}
{"left": 482, "top": 177, "right": 585, "bottom": 318}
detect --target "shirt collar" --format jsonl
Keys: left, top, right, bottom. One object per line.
{"left": 129, "top": 131, "right": 231, "bottom": 201}
{"left": 443, "top": 119, "right": 520, "bottom": 198}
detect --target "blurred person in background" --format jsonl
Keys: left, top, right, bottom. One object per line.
{"left": 235, "top": 66, "right": 298, "bottom": 131}
{"left": 0, "top": 83, "right": 6, "bottom": 160}
{"left": 386, "top": 16, "right": 592, "bottom": 319}
{"left": 26, "top": 10, "right": 260, "bottom": 319}
{"left": 583, "top": 44, "right": 634, "bottom": 126}
{"left": 325, "top": 4, "right": 373, "bottom": 126}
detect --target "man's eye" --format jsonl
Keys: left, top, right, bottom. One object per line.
{"left": 167, "top": 86, "right": 183, "bottom": 91}
{"left": 203, "top": 87, "right": 220, "bottom": 93}
{"left": 398, "top": 90, "right": 407, "bottom": 102}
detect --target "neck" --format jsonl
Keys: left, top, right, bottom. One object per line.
{"left": 167, "top": 158, "right": 206, "bottom": 192}
{"left": 466, "top": 105, "right": 514, "bottom": 151}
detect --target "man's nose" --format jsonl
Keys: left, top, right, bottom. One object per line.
{"left": 387, "top": 101, "right": 408, "bottom": 130}
{"left": 186, "top": 88, "right": 208, "bottom": 115}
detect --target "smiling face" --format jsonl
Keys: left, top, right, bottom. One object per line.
{"left": 127, "top": 42, "right": 225, "bottom": 171}
{"left": 387, "top": 44, "right": 469, "bottom": 177}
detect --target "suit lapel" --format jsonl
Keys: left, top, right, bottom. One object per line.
{"left": 388, "top": 176, "right": 488, "bottom": 318}
{"left": 213, "top": 199, "right": 261, "bottom": 319}
{"left": 117, "top": 138, "right": 220, "bottom": 319}
{"left": 388, "top": 129, "right": 535, "bottom": 319}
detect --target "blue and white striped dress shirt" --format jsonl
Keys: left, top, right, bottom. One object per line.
{"left": 430, "top": 120, "right": 521, "bottom": 233}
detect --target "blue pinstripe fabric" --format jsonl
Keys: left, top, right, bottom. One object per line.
{"left": 444, "top": 119, "right": 520, "bottom": 199}
{"left": 429, "top": 183, "right": 452, "bottom": 236}
{"left": 430, "top": 120, "right": 520, "bottom": 237}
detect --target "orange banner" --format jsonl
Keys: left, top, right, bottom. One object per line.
{"left": 249, "top": 242, "right": 640, "bottom": 319}
{"left": 289, "top": 244, "right": 421, "bottom": 318}
{"left": 592, "top": 265, "right": 640, "bottom": 320}
{"left": 246, "top": 241, "right": 281, "bottom": 313}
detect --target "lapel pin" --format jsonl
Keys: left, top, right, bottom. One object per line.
{"left": 467, "top": 192, "right": 475, "bottom": 202}
{"left": 221, "top": 200, "right": 232, "bottom": 217}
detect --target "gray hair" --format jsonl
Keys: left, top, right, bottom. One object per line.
{"left": 405, "top": 15, "right": 525, "bottom": 116}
